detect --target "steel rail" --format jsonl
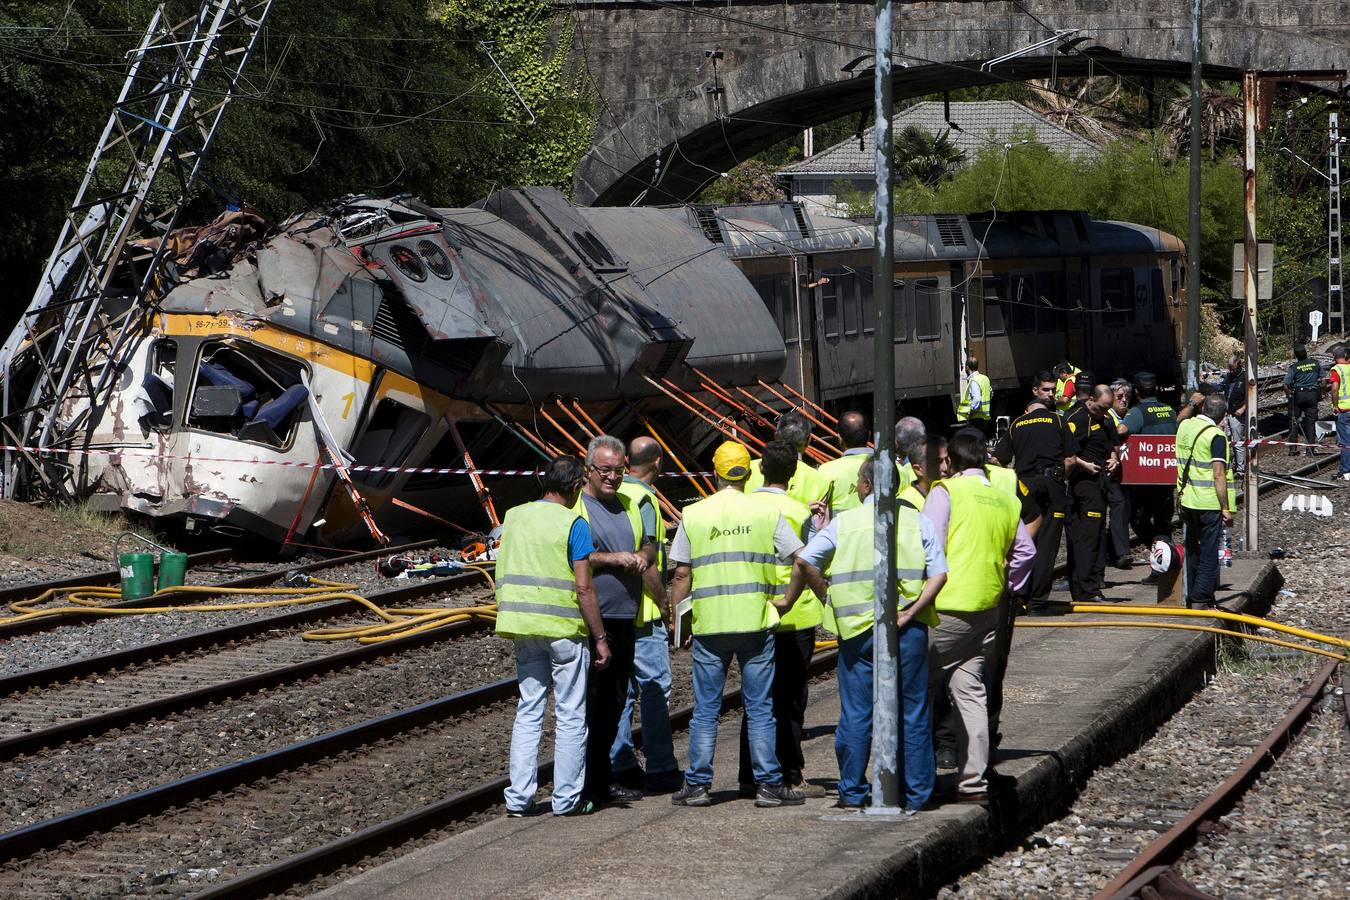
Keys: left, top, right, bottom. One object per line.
{"left": 190, "top": 648, "right": 841, "bottom": 899}
{"left": 0, "top": 546, "right": 231, "bottom": 609}
{"left": 1095, "top": 659, "right": 1340, "bottom": 900}
{"left": 0, "top": 579, "right": 491, "bottom": 760}
{"left": 0, "top": 539, "right": 437, "bottom": 641}
{"left": 0, "top": 542, "right": 462, "bottom": 697}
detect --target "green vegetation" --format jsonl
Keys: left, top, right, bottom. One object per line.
{"left": 0, "top": 0, "right": 594, "bottom": 315}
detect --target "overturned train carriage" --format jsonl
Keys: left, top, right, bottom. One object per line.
{"left": 78, "top": 187, "right": 786, "bottom": 542}
{"left": 69, "top": 188, "right": 1183, "bottom": 544}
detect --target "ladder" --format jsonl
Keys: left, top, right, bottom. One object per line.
{"left": 1330, "top": 112, "right": 1344, "bottom": 337}
{"left": 0, "top": 0, "right": 273, "bottom": 500}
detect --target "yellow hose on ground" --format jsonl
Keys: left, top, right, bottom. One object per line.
{"left": 1017, "top": 619, "right": 1347, "bottom": 662}
{"left": 1067, "top": 603, "right": 1350, "bottom": 652}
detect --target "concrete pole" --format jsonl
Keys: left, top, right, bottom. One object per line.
{"left": 868, "top": 0, "right": 902, "bottom": 815}
{"left": 1187, "top": 0, "right": 1203, "bottom": 391}
{"left": 1242, "top": 72, "right": 1260, "bottom": 551}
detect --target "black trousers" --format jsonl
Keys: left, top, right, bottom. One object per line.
{"left": 985, "top": 595, "right": 1016, "bottom": 750}
{"left": 586, "top": 617, "right": 637, "bottom": 799}
{"left": 1068, "top": 477, "right": 1107, "bottom": 602}
{"left": 738, "top": 628, "right": 814, "bottom": 785}
{"left": 1290, "top": 392, "right": 1320, "bottom": 448}
{"left": 1130, "top": 485, "right": 1175, "bottom": 544}
{"left": 1097, "top": 476, "right": 1131, "bottom": 568}
{"left": 1019, "top": 474, "right": 1066, "bottom": 607}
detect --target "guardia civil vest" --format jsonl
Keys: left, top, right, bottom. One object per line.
{"left": 1175, "top": 416, "right": 1235, "bottom": 511}
{"left": 746, "top": 457, "right": 828, "bottom": 505}
{"left": 899, "top": 484, "right": 926, "bottom": 511}
{"left": 956, "top": 371, "right": 992, "bottom": 422}
{"left": 933, "top": 474, "right": 1020, "bottom": 613}
{"left": 818, "top": 452, "right": 869, "bottom": 513}
{"left": 824, "top": 501, "right": 935, "bottom": 639}
{"left": 985, "top": 464, "right": 1019, "bottom": 495}
{"left": 682, "top": 488, "right": 783, "bottom": 635}
{"left": 1132, "top": 398, "right": 1178, "bottom": 436}
{"left": 1290, "top": 359, "right": 1320, "bottom": 391}
{"left": 749, "top": 488, "right": 823, "bottom": 631}
{"left": 1334, "top": 363, "right": 1350, "bottom": 412}
{"left": 495, "top": 501, "right": 586, "bottom": 639}
{"left": 617, "top": 480, "right": 664, "bottom": 626}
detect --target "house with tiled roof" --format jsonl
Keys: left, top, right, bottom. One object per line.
{"left": 778, "top": 100, "right": 1103, "bottom": 215}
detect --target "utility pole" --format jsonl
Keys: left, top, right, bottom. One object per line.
{"left": 868, "top": 0, "right": 901, "bottom": 815}
{"left": 1330, "top": 112, "right": 1344, "bottom": 337}
{"left": 1242, "top": 72, "right": 1259, "bottom": 551}
{"left": 1187, "top": 0, "right": 1203, "bottom": 391}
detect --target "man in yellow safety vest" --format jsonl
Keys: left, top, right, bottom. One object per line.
{"left": 746, "top": 410, "right": 829, "bottom": 506}
{"left": 1331, "top": 344, "right": 1350, "bottom": 479}
{"left": 667, "top": 441, "right": 807, "bottom": 809}
{"left": 496, "top": 455, "right": 610, "bottom": 818}
{"left": 1175, "top": 393, "right": 1235, "bottom": 609}
{"left": 922, "top": 429, "right": 1036, "bottom": 804}
{"left": 818, "top": 411, "right": 874, "bottom": 514}
{"left": 956, "top": 355, "right": 993, "bottom": 439}
{"left": 783, "top": 456, "right": 948, "bottom": 811}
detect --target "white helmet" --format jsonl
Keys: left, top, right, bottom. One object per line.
{"left": 1149, "top": 539, "right": 1175, "bottom": 574}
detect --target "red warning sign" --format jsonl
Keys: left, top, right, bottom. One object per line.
{"left": 1119, "top": 435, "right": 1177, "bottom": 486}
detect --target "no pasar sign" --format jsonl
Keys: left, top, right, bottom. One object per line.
{"left": 1119, "top": 435, "right": 1177, "bottom": 485}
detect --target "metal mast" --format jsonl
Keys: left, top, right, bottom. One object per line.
{"left": 0, "top": 0, "right": 273, "bottom": 500}
{"left": 1329, "top": 112, "right": 1343, "bottom": 337}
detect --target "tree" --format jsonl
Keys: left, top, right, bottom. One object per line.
{"left": 1025, "top": 77, "right": 1130, "bottom": 145}
{"left": 893, "top": 125, "right": 965, "bottom": 187}
{"left": 1164, "top": 87, "right": 1244, "bottom": 160}
{"left": 698, "top": 160, "right": 786, "bottom": 205}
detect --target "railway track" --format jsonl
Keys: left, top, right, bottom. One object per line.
{"left": 1094, "top": 659, "right": 1347, "bottom": 900}
{"left": 0, "top": 639, "right": 834, "bottom": 898}
{"left": 0, "top": 573, "right": 495, "bottom": 763}
{"left": 0, "top": 540, "right": 438, "bottom": 642}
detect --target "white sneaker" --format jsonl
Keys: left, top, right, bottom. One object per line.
{"left": 1342, "top": 472, "right": 1350, "bottom": 482}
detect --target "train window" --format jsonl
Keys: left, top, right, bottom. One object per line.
{"left": 892, "top": 283, "right": 909, "bottom": 343}
{"left": 982, "top": 276, "right": 1006, "bottom": 336}
{"left": 1035, "top": 272, "right": 1065, "bottom": 334}
{"left": 1151, "top": 269, "right": 1166, "bottom": 323}
{"left": 750, "top": 275, "right": 798, "bottom": 345}
{"left": 188, "top": 341, "right": 308, "bottom": 449}
{"left": 139, "top": 340, "right": 177, "bottom": 432}
{"left": 821, "top": 279, "right": 841, "bottom": 339}
{"left": 351, "top": 398, "right": 430, "bottom": 489}
{"left": 1170, "top": 260, "right": 1181, "bottom": 304}
{"left": 840, "top": 272, "right": 860, "bottom": 337}
{"left": 915, "top": 278, "right": 941, "bottom": 341}
{"left": 1100, "top": 268, "right": 1134, "bottom": 328}
{"left": 1010, "top": 275, "right": 1035, "bottom": 333}
{"left": 859, "top": 268, "right": 875, "bottom": 335}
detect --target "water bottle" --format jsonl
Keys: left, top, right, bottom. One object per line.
{"left": 1221, "top": 530, "right": 1233, "bottom": 568}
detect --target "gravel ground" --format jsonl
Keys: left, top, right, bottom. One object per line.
{"left": 937, "top": 469, "right": 1349, "bottom": 898}
{"left": 0, "top": 548, "right": 463, "bottom": 677}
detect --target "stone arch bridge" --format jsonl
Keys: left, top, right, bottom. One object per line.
{"left": 562, "top": 0, "right": 1349, "bottom": 206}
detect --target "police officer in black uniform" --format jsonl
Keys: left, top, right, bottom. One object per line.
{"left": 1064, "top": 380, "right": 1117, "bottom": 604}
{"left": 1118, "top": 371, "right": 1177, "bottom": 544}
{"left": 1284, "top": 344, "right": 1322, "bottom": 456}
{"left": 994, "top": 370, "right": 1078, "bottom": 615}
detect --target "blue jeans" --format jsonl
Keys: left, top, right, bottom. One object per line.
{"left": 1338, "top": 410, "right": 1350, "bottom": 476}
{"left": 505, "top": 635, "right": 590, "bottom": 815}
{"left": 610, "top": 620, "right": 677, "bottom": 776}
{"left": 685, "top": 630, "right": 780, "bottom": 786}
{"left": 836, "top": 624, "right": 934, "bottom": 809}
{"left": 1182, "top": 507, "right": 1223, "bottom": 608}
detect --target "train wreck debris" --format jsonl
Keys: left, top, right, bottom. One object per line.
{"left": 3, "top": 186, "right": 1186, "bottom": 546}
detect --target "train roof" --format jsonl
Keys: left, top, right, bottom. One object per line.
{"left": 670, "top": 203, "right": 1182, "bottom": 262}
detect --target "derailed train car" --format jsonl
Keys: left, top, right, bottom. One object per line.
{"left": 60, "top": 188, "right": 1183, "bottom": 544}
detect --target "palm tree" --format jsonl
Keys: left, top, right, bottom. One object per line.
{"left": 1164, "top": 88, "right": 1244, "bottom": 160}
{"left": 893, "top": 125, "right": 965, "bottom": 187}
{"left": 1026, "top": 77, "right": 1129, "bottom": 144}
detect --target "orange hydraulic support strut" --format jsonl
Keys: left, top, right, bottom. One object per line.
{"left": 537, "top": 406, "right": 589, "bottom": 456}
{"left": 650, "top": 375, "right": 767, "bottom": 450}
{"left": 687, "top": 368, "right": 773, "bottom": 432}
{"left": 728, "top": 383, "right": 832, "bottom": 466}
{"left": 631, "top": 405, "right": 709, "bottom": 500}
{"left": 757, "top": 379, "right": 841, "bottom": 439}
{"left": 554, "top": 397, "right": 599, "bottom": 441}
{"left": 446, "top": 413, "right": 500, "bottom": 529}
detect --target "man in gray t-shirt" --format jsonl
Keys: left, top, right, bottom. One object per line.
{"left": 580, "top": 436, "right": 656, "bottom": 807}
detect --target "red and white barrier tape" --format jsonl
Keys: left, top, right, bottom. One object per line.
{"left": 0, "top": 443, "right": 714, "bottom": 478}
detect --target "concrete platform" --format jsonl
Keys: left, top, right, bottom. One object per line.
{"left": 316, "top": 558, "right": 1282, "bottom": 900}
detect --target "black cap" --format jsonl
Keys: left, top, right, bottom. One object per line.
{"left": 1074, "top": 372, "right": 1094, "bottom": 392}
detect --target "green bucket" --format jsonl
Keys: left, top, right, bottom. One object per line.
{"left": 119, "top": 552, "right": 155, "bottom": 601}
{"left": 157, "top": 552, "right": 188, "bottom": 590}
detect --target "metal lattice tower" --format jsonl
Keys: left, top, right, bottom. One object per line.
{"left": 0, "top": 0, "right": 273, "bottom": 500}
{"left": 1330, "top": 112, "right": 1344, "bottom": 337}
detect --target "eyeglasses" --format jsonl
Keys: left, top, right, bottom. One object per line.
{"left": 590, "top": 465, "right": 626, "bottom": 478}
